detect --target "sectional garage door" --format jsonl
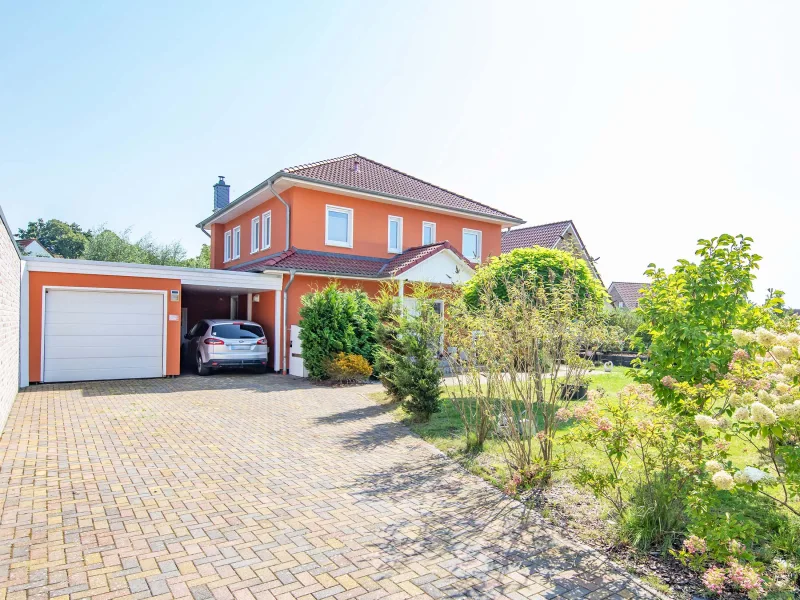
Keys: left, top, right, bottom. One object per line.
{"left": 43, "top": 289, "right": 165, "bottom": 383}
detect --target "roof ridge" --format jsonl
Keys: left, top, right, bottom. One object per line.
{"left": 282, "top": 154, "right": 359, "bottom": 173}
{"left": 610, "top": 281, "right": 650, "bottom": 285}
{"left": 504, "top": 220, "right": 573, "bottom": 233}
{"left": 353, "top": 154, "right": 520, "bottom": 219}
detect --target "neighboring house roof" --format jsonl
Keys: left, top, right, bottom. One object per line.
{"left": 230, "top": 242, "right": 474, "bottom": 280}
{"left": 16, "top": 238, "right": 52, "bottom": 257}
{"left": 198, "top": 154, "right": 524, "bottom": 228}
{"left": 501, "top": 220, "right": 574, "bottom": 253}
{"left": 608, "top": 282, "right": 650, "bottom": 308}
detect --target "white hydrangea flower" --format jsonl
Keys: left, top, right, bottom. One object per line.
{"left": 733, "top": 467, "right": 771, "bottom": 483}
{"left": 784, "top": 332, "right": 800, "bottom": 348}
{"left": 774, "top": 402, "right": 800, "bottom": 421}
{"left": 756, "top": 327, "right": 779, "bottom": 347}
{"left": 757, "top": 390, "right": 778, "bottom": 406}
{"left": 732, "top": 329, "right": 755, "bottom": 345}
{"left": 772, "top": 345, "right": 793, "bottom": 361}
{"left": 776, "top": 382, "right": 792, "bottom": 395}
{"left": 782, "top": 363, "right": 800, "bottom": 378}
{"left": 712, "top": 470, "right": 735, "bottom": 490}
{"left": 694, "top": 414, "right": 717, "bottom": 430}
{"left": 750, "top": 401, "right": 778, "bottom": 425}
{"left": 715, "top": 415, "right": 731, "bottom": 430}
{"left": 705, "top": 460, "right": 724, "bottom": 473}
{"left": 733, "top": 407, "right": 750, "bottom": 421}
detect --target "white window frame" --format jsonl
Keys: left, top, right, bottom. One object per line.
{"left": 422, "top": 221, "right": 436, "bottom": 246}
{"left": 232, "top": 226, "right": 241, "bottom": 259}
{"left": 325, "top": 204, "right": 353, "bottom": 248}
{"left": 262, "top": 210, "right": 272, "bottom": 250}
{"left": 387, "top": 215, "right": 403, "bottom": 254}
{"left": 224, "top": 230, "right": 232, "bottom": 262}
{"left": 251, "top": 216, "right": 260, "bottom": 254}
{"left": 462, "top": 228, "right": 482, "bottom": 262}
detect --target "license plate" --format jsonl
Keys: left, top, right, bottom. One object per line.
{"left": 231, "top": 345, "right": 250, "bottom": 351}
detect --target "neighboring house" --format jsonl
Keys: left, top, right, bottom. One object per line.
{"left": 16, "top": 239, "right": 52, "bottom": 257}
{"left": 607, "top": 281, "right": 650, "bottom": 309}
{"left": 11, "top": 153, "right": 523, "bottom": 386}
{"left": 501, "top": 220, "right": 602, "bottom": 282}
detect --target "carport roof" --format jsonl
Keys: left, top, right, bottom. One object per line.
{"left": 229, "top": 242, "right": 473, "bottom": 279}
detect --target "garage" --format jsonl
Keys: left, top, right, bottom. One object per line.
{"left": 43, "top": 289, "right": 166, "bottom": 383}
{"left": 22, "top": 258, "right": 284, "bottom": 385}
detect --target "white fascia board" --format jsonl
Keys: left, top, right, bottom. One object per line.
{"left": 24, "top": 257, "right": 283, "bottom": 291}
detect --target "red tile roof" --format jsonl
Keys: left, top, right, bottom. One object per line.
{"left": 283, "top": 154, "right": 522, "bottom": 222}
{"left": 16, "top": 239, "right": 36, "bottom": 249}
{"left": 230, "top": 243, "right": 473, "bottom": 279}
{"left": 609, "top": 282, "right": 650, "bottom": 308}
{"left": 501, "top": 221, "right": 572, "bottom": 253}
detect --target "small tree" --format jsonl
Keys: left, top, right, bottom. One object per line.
{"left": 373, "top": 283, "right": 404, "bottom": 401}
{"left": 377, "top": 287, "right": 444, "bottom": 420}
{"left": 298, "top": 283, "right": 377, "bottom": 380}
{"left": 636, "top": 234, "right": 776, "bottom": 408}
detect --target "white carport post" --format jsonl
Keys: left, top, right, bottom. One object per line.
{"left": 246, "top": 293, "right": 253, "bottom": 320}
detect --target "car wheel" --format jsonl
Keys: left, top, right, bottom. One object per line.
{"left": 197, "top": 353, "right": 210, "bottom": 376}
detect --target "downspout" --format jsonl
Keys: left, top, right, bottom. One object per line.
{"left": 268, "top": 181, "right": 291, "bottom": 252}
{"left": 282, "top": 268, "right": 296, "bottom": 374}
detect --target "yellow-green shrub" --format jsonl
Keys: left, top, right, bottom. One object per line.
{"left": 326, "top": 353, "right": 373, "bottom": 383}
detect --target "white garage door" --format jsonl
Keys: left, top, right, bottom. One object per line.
{"left": 43, "top": 289, "right": 165, "bottom": 383}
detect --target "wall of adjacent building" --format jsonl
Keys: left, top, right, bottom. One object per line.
{"left": 0, "top": 206, "right": 21, "bottom": 433}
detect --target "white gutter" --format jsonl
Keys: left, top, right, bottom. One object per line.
{"left": 268, "top": 181, "right": 291, "bottom": 251}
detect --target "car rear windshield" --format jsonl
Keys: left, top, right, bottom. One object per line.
{"left": 210, "top": 323, "right": 264, "bottom": 339}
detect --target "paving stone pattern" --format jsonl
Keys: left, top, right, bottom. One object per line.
{"left": 0, "top": 375, "right": 662, "bottom": 599}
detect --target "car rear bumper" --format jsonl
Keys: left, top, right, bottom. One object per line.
{"left": 202, "top": 358, "right": 268, "bottom": 369}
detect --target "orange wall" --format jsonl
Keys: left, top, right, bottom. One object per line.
{"left": 28, "top": 272, "right": 183, "bottom": 382}
{"left": 211, "top": 189, "right": 292, "bottom": 269}
{"left": 211, "top": 185, "right": 502, "bottom": 269}
{"left": 288, "top": 187, "right": 502, "bottom": 260}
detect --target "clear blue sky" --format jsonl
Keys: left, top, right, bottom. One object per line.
{"left": 2, "top": 2, "right": 798, "bottom": 304}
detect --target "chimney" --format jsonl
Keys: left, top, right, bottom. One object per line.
{"left": 213, "top": 176, "right": 230, "bottom": 211}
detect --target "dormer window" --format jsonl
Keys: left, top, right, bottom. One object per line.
{"left": 325, "top": 205, "right": 353, "bottom": 248}
{"left": 388, "top": 216, "right": 403, "bottom": 253}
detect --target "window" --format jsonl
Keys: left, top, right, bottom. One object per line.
{"left": 262, "top": 210, "right": 272, "bottom": 250}
{"left": 325, "top": 205, "right": 353, "bottom": 248}
{"left": 210, "top": 323, "right": 264, "bottom": 339}
{"left": 232, "top": 226, "right": 241, "bottom": 259}
{"left": 462, "top": 228, "right": 482, "bottom": 262}
{"left": 224, "top": 230, "right": 232, "bottom": 262}
{"left": 251, "top": 216, "right": 260, "bottom": 254}
{"left": 422, "top": 221, "right": 436, "bottom": 245}
{"left": 387, "top": 216, "right": 403, "bottom": 253}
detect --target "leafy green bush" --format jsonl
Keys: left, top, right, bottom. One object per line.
{"left": 602, "top": 307, "right": 649, "bottom": 352}
{"left": 462, "top": 247, "right": 606, "bottom": 309}
{"left": 635, "top": 234, "right": 776, "bottom": 408}
{"left": 298, "top": 283, "right": 378, "bottom": 380}
{"left": 372, "top": 284, "right": 404, "bottom": 401}
{"left": 325, "top": 352, "right": 373, "bottom": 383}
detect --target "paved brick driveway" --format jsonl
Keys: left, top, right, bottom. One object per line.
{"left": 0, "top": 375, "right": 660, "bottom": 600}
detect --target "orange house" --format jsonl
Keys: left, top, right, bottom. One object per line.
{"left": 197, "top": 154, "right": 523, "bottom": 375}
{"left": 19, "top": 154, "right": 522, "bottom": 386}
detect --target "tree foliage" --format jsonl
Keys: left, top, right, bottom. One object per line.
{"left": 298, "top": 283, "right": 377, "bottom": 380}
{"left": 82, "top": 227, "right": 189, "bottom": 266}
{"left": 17, "top": 218, "right": 90, "bottom": 258}
{"left": 635, "top": 234, "right": 776, "bottom": 407}
{"left": 462, "top": 247, "right": 606, "bottom": 309}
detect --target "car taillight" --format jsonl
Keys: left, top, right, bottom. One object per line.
{"left": 256, "top": 338, "right": 267, "bottom": 345}
{"left": 204, "top": 338, "right": 224, "bottom": 345}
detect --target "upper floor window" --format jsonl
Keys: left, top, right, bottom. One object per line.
{"left": 224, "top": 230, "right": 232, "bottom": 262}
{"left": 251, "top": 216, "right": 260, "bottom": 254}
{"left": 232, "top": 226, "right": 241, "bottom": 259}
{"left": 262, "top": 210, "right": 272, "bottom": 250}
{"left": 462, "top": 228, "right": 482, "bottom": 262}
{"left": 422, "top": 221, "right": 436, "bottom": 245}
{"left": 388, "top": 216, "right": 403, "bottom": 253}
{"left": 325, "top": 205, "right": 353, "bottom": 248}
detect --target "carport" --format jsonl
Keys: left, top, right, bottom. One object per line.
{"left": 21, "top": 257, "right": 283, "bottom": 385}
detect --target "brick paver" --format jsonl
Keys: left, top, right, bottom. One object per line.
{"left": 0, "top": 375, "right": 661, "bottom": 599}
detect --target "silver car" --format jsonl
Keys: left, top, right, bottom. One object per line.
{"left": 184, "top": 319, "right": 269, "bottom": 375}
